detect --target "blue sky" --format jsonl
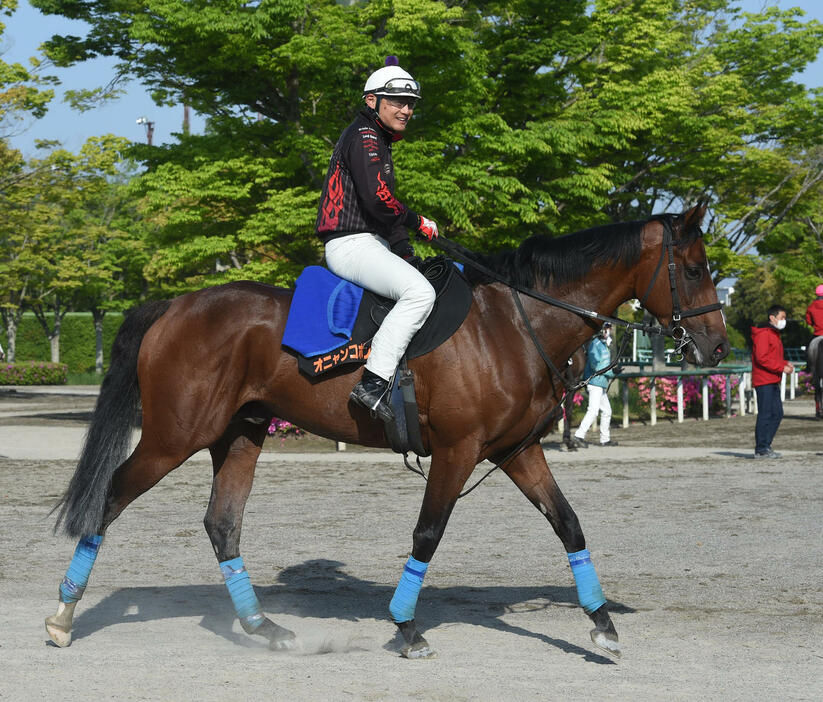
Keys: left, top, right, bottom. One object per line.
{"left": 2, "top": 0, "right": 822, "bottom": 156}
{"left": 2, "top": 1, "right": 206, "bottom": 156}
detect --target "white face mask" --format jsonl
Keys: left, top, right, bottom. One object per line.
{"left": 775, "top": 318, "right": 787, "bottom": 330}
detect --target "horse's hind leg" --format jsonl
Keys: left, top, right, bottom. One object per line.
{"left": 46, "top": 440, "right": 189, "bottom": 647}
{"left": 205, "top": 420, "right": 295, "bottom": 650}
{"left": 503, "top": 443, "right": 620, "bottom": 657}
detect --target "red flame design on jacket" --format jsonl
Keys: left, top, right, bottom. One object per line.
{"left": 319, "top": 165, "right": 344, "bottom": 230}
{"left": 375, "top": 171, "right": 403, "bottom": 215}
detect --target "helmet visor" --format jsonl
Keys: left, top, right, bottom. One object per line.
{"left": 371, "top": 77, "right": 421, "bottom": 97}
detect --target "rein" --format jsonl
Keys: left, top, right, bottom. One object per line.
{"left": 426, "top": 219, "right": 720, "bottom": 347}
{"left": 411, "top": 220, "right": 721, "bottom": 497}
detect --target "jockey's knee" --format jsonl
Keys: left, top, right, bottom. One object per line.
{"left": 401, "top": 278, "right": 436, "bottom": 317}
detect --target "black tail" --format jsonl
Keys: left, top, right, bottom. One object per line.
{"left": 53, "top": 300, "right": 172, "bottom": 539}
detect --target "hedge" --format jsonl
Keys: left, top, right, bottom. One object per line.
{"left": 1, "top": 312, "right": 124, "bottom": 373}
{"left": 0, "top": 361, "right": 68, "bottom": 385}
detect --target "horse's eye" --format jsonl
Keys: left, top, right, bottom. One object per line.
{"left": 684, "top": 266, "right": 702, "bottom": 281}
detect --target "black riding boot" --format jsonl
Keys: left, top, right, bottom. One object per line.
{"left": 350, "top": 370, "right": 394, "bottom": 423}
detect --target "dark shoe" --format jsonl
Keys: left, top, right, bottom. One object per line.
{"left": 350, "top": 373, "right": 394, "bottom": 423}
{"left": 754, "top": 448, "right": 781, "bottom": 459}
{"left": 571, "top": 437, "right": 589, "bottom": 449}
{"left": 599, "top": 440, "right": 619, "bottom": 447}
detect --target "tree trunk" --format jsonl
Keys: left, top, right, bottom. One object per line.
{"left": 1, "top": 309, "right": 21, "bottom": 363}
{"left": 91, "top": 308, "right": 106, "bottom": 374}
{"left": 31, "top": 299, "right": 66, "bottom": 364}
{"left": 50, "top": 322, "right": 61, "bottom": 363}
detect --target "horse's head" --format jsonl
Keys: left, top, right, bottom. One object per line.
{"left": 637, "top": 204, "right": 730, "bottom": 367}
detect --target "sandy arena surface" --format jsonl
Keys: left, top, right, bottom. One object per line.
{"left": 0, "top": 386, "right": 821, "bottom": 701}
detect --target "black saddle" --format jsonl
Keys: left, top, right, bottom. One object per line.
{"left": 296, "top": 256, "right": 473, "bottom": 377}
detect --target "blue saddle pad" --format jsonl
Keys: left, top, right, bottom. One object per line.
{"left": 282, "top": 266, "right": 365, "bottom": 356}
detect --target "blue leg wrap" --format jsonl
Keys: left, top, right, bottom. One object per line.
{"left": 59, "top": 534, "right": 103, "bottom": 603}
{"left": 220, "top": 557, "right": 264, "bottom": 631}
{"left": 568, "top": 549, "right": 607, "bottom": 614}
{"left": 389, "top": 556, "right": 429, "bottom": 623}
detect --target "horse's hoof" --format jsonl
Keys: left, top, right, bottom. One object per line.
{"left": 45, "top": 616, "right": 72, "bottom": 647}
{"left": 401, "top": 640, "right": 437, "bottom": 659}
{"left": 590, "top": 627, "right": 621, "bottom": 658}
{"left": 251, "top": 617, "right": 297, "bottom": 651}
{"left": 269, "top": 636, "right": 298, "bottom": 652}
{"left": 45, "top": 601, "right": 76, "bottom": 647}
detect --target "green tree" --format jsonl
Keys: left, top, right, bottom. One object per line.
{"left": 0, "top": 136, "right": 143, "bottom": 363}
{"left": 0, "top": 0, "right": 57, "bottom": 360}
{"left": 0, "top": 177, "right": 46, "bottom": 361}
{"left": 30, "top": 0, "right": 823, "bottom": 290}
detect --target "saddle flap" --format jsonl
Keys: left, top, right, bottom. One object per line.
{"left": 282, "top": 266, "right": 363, "bottom": 357}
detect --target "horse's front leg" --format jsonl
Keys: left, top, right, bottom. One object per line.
{"left": 390, "top": 443, "right": 478, "bottom": 659}
{"left": 206, "top": 421, "right": 296, "bottom": 650}
{"left": 503, "top": 443, "right": 621, "bottom": 657}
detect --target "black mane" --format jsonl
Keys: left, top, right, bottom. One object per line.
{"left": 461, "top": 213, "right": 699, "bottom": 289}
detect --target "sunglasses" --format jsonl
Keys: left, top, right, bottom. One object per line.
{"left": 383, "top": 97, "right": 418, "bottom": 109}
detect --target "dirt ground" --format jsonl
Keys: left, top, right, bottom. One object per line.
{"left": 0, "top": 388, "right": 821, "bottom": 701}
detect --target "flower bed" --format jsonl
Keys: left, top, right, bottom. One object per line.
{"left": 798, "top": 370, "right": 814, "bottom": 394}
{"left": 267, "top": 417, "right": 304, "bottom": 442}
{"left": 628, "top": 374, "right": 739, "bottom": 416}
{"left": 0, "top": 361, "right": 68, "bottom": 386}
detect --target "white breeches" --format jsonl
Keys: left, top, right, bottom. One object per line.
{"left": 574, "top": 384, "right": 612, "bottom": 444}
{"left": 325, "top": 232, "right": 436, "bottom": 380}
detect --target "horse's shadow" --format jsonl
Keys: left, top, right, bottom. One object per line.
{"left": 68, "top": 558, "right": 634, "bottom": 663}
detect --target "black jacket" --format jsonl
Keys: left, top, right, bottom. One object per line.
{"left": 315, "top": 107, "right": 419, "bottom": 247}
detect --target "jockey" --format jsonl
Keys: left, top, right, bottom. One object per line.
{"left": 805, "top": 283, "right": 823, "bottom": 336}
{"left": 315, "top": 59, "right": 438, "bottom": 423}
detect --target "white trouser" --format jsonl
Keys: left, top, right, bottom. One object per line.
{"left": 325, "top": 232, "right": 436, "bottom": 381}
{"left": 574, "top": 384, "right": 612, "bottom": 444}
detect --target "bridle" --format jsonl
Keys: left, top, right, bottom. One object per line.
{"left": 636, "top": 217, "right": 724, "bottom": 357}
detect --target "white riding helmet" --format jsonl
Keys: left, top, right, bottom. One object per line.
{"left": 363, "top": 64, "right": 421, "bottom": 99}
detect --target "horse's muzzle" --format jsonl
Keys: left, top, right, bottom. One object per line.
{"left": 687, "top": 337, "right": 730, "bottom": 367}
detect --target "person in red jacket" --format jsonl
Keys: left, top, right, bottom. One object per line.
{"left": 805, "top": 284, "right": 823, "bottom": 336}
{"left": 751, "top": 304, "right": 794, "bottom": 458}
{"left": 806, "top": 283, "right": 823, "bottom": 418}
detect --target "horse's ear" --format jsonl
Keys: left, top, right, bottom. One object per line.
{"left": 677, "top": 201, "right": 708, "bottom": 236}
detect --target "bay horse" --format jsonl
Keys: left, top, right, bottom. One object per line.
{"left": 46, "top": 204, "right": 729, "bottom": 658}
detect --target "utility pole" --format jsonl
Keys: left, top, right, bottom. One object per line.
{"left": 136, "top": 116, "right": 155, "bottom": 145}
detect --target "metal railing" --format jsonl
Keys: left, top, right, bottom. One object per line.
{"left": 612, "top": 361, "right": 804, "bottom": 427}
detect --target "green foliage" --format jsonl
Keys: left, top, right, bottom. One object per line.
{"left": 724, "top": 266, "right": 815, "bottom": 349}
{"left": 17, "top": 0, "right": 823, "bottom": 298}
{"left": 0, "top": 133, "right": 147, "bottom": 361}
{"left": 1, "top": 312, "right": 124, "bottom": 372}
{"left": 0, "top": 360, "right": 68, "bottom": 385}
{"left": 0, "top": 1, "right": 56, "bottom": 137}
